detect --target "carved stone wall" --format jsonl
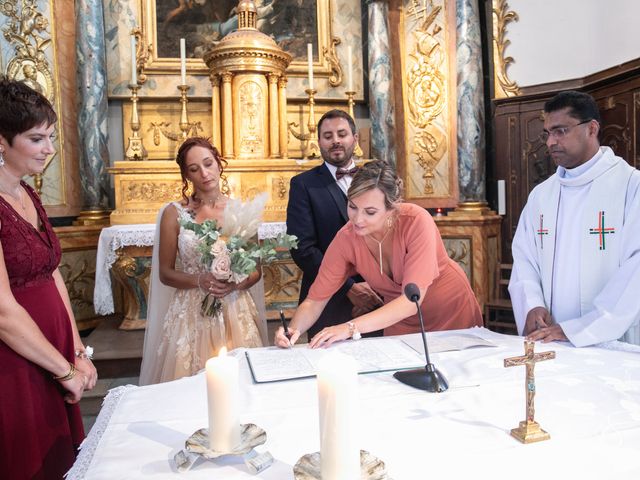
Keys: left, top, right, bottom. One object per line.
{"left": 493, "top": 59, "right": 640, "bottom": 261}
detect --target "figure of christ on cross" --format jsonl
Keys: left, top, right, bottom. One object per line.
{"left": 504, "top": 340, "right": 556, "bottom": 443}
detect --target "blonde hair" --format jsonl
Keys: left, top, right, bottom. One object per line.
{"left": 347, "top": 160, "right": 403, "bottom": 209}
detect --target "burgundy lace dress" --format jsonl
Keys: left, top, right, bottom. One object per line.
{"left": 0, "top": 182, "right": 83, "bottom": 479}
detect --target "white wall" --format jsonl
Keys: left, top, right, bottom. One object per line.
{"left": 505, "top": 0, "right": 640, "bottom": 87}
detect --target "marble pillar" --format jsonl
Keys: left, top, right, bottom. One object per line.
{"left": 367, "top": 0, "right": 396, "bottom": 166}
{"left": 75, "top": 0, "right": 111, "bottom": 220}
{"left": 456, "top": 0, "right": 485, "bottom": 203}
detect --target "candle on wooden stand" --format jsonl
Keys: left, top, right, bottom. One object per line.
{"left": 206, "top": 347, "right": 241, "bottom": 452}
{"left": 130, "top": 35, "right": 137, "bottom": 85}
{"left": 347, "top": 46, "right": 353, "bottom": 92}
{"left": 307, "top": 43, "right": 314, "bottom": 90}
{"left": 180, "top": 38, "right": 187, "bottom": 85}
{"left": 317, "top": 352, "right": 360, "bottom": 479}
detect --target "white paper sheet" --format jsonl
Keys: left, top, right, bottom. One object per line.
{"left": 245, "top": 338, "right": 425, "bottom": 383}
{"left": 402, "top": 332, "right": 496, "bottom": 357}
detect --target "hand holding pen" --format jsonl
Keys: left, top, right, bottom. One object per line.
{"left": 275, "top": 310, "right": 300, "bottom": 348}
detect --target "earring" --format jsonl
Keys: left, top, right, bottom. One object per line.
{"left": 386, "top": 215, "right": 393, "bottom": 229}
{"left": 0, "top": 150, "right": 4, "bottom": 167}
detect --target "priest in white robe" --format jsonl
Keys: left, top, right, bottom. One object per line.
{"left": 509, "top": 90, "right": 640, "bottom": 347}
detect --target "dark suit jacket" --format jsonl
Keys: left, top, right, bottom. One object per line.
{"left": 286, "top": 163, "right": 359, "bottom": 338}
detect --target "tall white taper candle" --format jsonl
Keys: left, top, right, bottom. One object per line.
{"left": 307, "top": 43, "right": 314, "bottom": 90}
{"left": 130, "top": 35, "right": 137, "bottom": 85}
{"left": 180, "top": 38, "right": 187, "bottom": 85}
{"left": 347, "top": 46, "right": 353, "bottom": 92}
{"left": 317, "top": 352, "right": 360, "bottom": 480}
{"left": 497, "top": 179, "right": 506, "bottom": 215}
{"left": 206, "top": 348, "right": 241, "bottom": 452}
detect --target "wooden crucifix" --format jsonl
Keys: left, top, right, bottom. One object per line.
{"left": 504, "top": 340, "right": 556, "bottom": 443}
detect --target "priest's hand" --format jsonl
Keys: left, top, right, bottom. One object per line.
{"left": 309, "top": 324, "right": 350, "bottom": 349}
{"left": 274, "top": 326, "right": 300, "bottom": 348}
{"left": 527, "top": 324, "right": 568, "bottom": 343}
{"left": 347, "top": 282, "right": 384, "bottom": 316}
{"left": 524, "top": 306, "right": 551, "bottom": 335}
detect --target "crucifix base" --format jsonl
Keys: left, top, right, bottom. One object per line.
{"left": 510, "top": 420, "right": 550, "bottom": 444}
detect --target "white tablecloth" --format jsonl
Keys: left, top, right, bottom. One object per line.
{"left": 68, "top": 328, "right": 640, "bottom": 479}
{"left": 93, "top": 222, "right": 288, "bottom": 316}
{"left": 93, "top": 224, "right": 156, "bottom": 315}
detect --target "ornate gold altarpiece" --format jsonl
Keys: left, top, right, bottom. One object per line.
{"left": 106, "top": 0, "right": 501, "bottom": 327}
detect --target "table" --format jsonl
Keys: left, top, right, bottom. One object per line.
{"left": 93, "top": 223, "right": 290, "bottom": 329}
{"left": 67, "top": 328, "right": 640, "bottom": 479}
{"left": 94, "top": 224, "right": 156, "bottom": 329}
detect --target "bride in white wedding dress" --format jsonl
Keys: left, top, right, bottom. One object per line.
{"left": 139, "top": 137, "right": 267, "bottom": 385}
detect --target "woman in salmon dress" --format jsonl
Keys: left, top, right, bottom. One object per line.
{"left": 275, "top": 160, "right": 482, "bottom": 348}
{"left": 0, "top": 78, "right": 96, "bottom": 478}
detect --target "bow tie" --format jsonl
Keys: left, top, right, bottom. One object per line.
{"left": 335, "top": 166, "right": 358, "bottom": 180}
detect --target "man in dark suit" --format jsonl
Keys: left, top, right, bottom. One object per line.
{"left": 286, "top": 109, "right": 382, "bottom": 339}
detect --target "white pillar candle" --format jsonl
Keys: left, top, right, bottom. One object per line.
{"left": 206, "top": 348, "right": 241, "bottom": 452}
{"left": 347, "top": 46, "right": 353, "bottom": 92}
{"left": 497, "top": 179, "right": 506, "bottom": 215}
{"left": 130, "top": 35, "right": 137, "bottom": 85}
{"left": 180, "top": 38, "right": 187, "bottom": 85}
{"left": 317, "top": 352, "right": 359, "bottom": 480}
{"left": 307, "top": 43, "right": 314, "bottom": 90}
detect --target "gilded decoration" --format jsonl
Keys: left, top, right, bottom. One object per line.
{"left": 0, "top": 0, "right": 65, "bottom": 202}
{"left": 400, "top": 0, "right": 456, "bottom": 204}
{"left": 238, "top": 79, "right": 266, "bottom": 156}
{"left": 492, "top": 0, "right": 520, "bottom": 98}
{"left": 59, "top": 256, "right": 95, "bottom": 311}
{"left": 125, "top": 181, "right": 183, "bottom": 202}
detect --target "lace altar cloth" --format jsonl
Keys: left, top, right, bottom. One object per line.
{"left": 93, "top": 223, "right": 288, "bottom": 315}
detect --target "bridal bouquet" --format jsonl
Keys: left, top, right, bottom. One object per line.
{"left": 179, "top": 193, "right": 298, "bottom": 316}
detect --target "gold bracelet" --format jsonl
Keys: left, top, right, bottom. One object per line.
{"left": 53, "top": 362, "right": 76, "bottom": 381}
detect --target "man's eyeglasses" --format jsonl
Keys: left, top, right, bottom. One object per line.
{"left": 540, "top": 119, "right": 592, "bottom": 142}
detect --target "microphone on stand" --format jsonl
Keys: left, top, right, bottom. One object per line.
{"left": 393, "top": 283, "right": 449, "bottom": 392}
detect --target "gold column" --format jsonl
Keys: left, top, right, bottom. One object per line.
{"left": 211, "top": 73, "right": 222, "bottom": 148}
{"left": 221, "top": 71, "right": 234, "bottom": 158}
{"left": 267, "top": 73, "right": 280, "bottom": 158}
{"left": 278, "top": 76, "right": 288, "bottom": 159}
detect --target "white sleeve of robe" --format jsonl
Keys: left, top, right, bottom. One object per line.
{"left": 509, "top": 175, "right": 640, "bottom": 346}
{"left": 561, "top": 175, "right": 640, "bottom": 347}
{"left": 508, "top": 196, "right": 547, "bottom": 336}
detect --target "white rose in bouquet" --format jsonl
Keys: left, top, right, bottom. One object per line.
{"left": 209, "top": 238, "right": 227, "bottom": 257}
{"left": 211, "top": 251, "right": 232, "bottom": 281}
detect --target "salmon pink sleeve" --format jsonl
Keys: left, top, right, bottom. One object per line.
{"left": 307, "top": 230, "right": 357, "bottom": 301}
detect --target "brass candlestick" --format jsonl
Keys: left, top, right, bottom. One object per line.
{"left": 288, "top": 88, "right": 320, "bottom": 159}
{"left": 148, "top": 84, "right": 202, "bottom": 145}
{"left": 345, "top": 90, "right": 364, "bottom": 158}
{"left": 125, "top": 84, "right": 148, "bottom": 161}
{"left": 178, "top": 84, "right": 191, "bottom": 141}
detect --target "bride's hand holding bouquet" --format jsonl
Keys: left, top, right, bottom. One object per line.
{"left": 182, "top": 193, "right": 298, "bottom": 316}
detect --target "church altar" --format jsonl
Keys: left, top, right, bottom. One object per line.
{"left": 68, "top": 328, "right": 640, "bottom": 480}
{"left": 94, "top": 222, "right": 291, "bottom": 329}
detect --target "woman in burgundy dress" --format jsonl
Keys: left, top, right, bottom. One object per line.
{"left": 0, "top": 78, "right": 97, "bottom": 478}
{"left": 275, "top": 160, "right": 482, "bottom": 348}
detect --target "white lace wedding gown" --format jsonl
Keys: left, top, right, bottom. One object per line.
{"left": 139, "top": 202, "right": 266, "bottom": 385}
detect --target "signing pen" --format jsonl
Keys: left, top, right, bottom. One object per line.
{"left": 280, "top": 310, "right": 292, "bottom": 347}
